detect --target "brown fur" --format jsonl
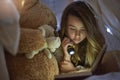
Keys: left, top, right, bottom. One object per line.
{"left": 5, "top": 52, "right": 59, "bottom": 80}
{"left": 5, "top": 0, "right": 59, "bottom": 80}
{"left": 18, "top": 28, "right": 46, "bottom": 54}
{"left": 13, "top": 0, "right": 57, "bottom": 29}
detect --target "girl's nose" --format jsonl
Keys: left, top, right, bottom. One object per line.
{"left": 75, "top": 31, "right": 80, "bottom": 39}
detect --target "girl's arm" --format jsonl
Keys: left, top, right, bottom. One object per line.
{"left": 59, "top": 37, "right": 77, "bottom": 73}
{"left": 59, "top": 60, "right": 77, "bottom": 73}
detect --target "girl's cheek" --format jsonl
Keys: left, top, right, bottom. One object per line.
{"left": 69, "top": 33, "right": 75, "bottom": 39}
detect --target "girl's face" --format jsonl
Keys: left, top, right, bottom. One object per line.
{"left": 66, "top": 15, "right": 87, "bottom": 44}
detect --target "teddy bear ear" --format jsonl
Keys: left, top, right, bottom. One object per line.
{"left": 55, "top": 37, "right": 61, "bottom": 47}
{"left": 38, "top": 27, "right": 46, "bottom": 37}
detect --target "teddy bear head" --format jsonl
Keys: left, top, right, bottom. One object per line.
{"left": 38, "top": 24, "right": 61, "bottom": 52}
{"left": 46, "top": 37, "right": 61, "bottom": 53}
{"left": 22, "top": 25, "right": 61, "bottom": 59}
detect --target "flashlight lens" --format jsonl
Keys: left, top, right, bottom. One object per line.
{"left": 67, "top": 46, "right": 75, "bottom": 55}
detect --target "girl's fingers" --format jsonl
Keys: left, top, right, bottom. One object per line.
{"left": 59, "top": 61, "right": 76, "bottom": 72}
{"left": 62, "top": 37, "right": 73, "bottom": 47}
{"left": 60, "top": 61, "right": 69, "bottom": 68}
{"left": 60, "top": 60, "right": 72, "bottom": 67}
{"left": 62, "top": 37, "right": 70, "bottom": 45}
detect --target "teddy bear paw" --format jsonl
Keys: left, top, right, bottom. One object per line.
{"left": 44, "top": 49, "right": 52, "bottom": 59}
{"left": 25, "top": 50, "right": 39, "bottom": 59}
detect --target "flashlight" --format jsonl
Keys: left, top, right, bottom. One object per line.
{"left": 67, "top": 45, "right": 75, "bottom": 55}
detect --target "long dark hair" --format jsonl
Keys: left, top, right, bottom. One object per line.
{"left": 59, "top": 1, "right": 105, "bottom": 67}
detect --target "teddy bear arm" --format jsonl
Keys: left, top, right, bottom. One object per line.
{"left": 25, "top": 50, "right": 39, "bottom": 59}
{"left": 43, "top": 48, "right": 53, "bottom": 59}
{"left": 25, "top": 40, "right": 48, "bottom": 59}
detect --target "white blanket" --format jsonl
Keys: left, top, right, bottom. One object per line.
{"left": 85, "top": 72, "right": 120, "bottom": 80}
{"left": 0, "top": 0, "right": 20, "bottom": 80}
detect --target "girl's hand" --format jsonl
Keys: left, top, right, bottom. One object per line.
{"left": 60, "top": 60, "right": 76, "bottom": 73}
{"left": 61, "top": 37, "right": 73, "bottom": 61}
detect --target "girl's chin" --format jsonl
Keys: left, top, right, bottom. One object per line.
{"left": 73, "top": 40, "right": 81, "bottom": 44}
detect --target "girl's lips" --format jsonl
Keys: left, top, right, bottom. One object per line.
{"left": 73, "top": 40, "right": 81, "bottom": 44}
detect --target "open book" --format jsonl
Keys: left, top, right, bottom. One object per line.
{"left": 55, "top": 44, "right": 106, "bottom": 79}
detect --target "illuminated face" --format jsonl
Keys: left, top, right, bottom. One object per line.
{"left": 66, "top": 15, "right": 87, "bottom": 44}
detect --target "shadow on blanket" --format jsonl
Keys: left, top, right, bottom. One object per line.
{"left": 85, "top": 72, "right": 120, "bottom": 80}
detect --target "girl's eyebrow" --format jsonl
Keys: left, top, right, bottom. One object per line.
{"left": 68, "top": 24, "right": 85, "bottom": 29}
{"left": 68, "top": 24, "right": 76, "bottom": 27}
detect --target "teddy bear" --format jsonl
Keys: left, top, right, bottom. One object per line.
{"left": 5, "top": 0, "right": 60, "bottom": 80}
{"left": 15, "top": 24, "right": 60, "bottom": 79}
{"left": 43, "top": 36, "right": 61, "bottom": 59}
{"left": 6, "top": 26, "right": 60, "bottom": 80}
{"left": 12, "top": 0, "right": 57, "bottom": 29}
{"left": 37, "top": 25, "right": 61, "bottom": 59}
{"left": 18, "top": 28, "right": 47, "bottom": 59}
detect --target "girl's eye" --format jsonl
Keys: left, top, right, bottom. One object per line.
{"left": 80, "top": 29, "right": 87, "bottom": 33}
{"left": 81, "top": 29, "right": 86, "bottom": 32}
{"left": 70, "top": 28, "right": 76, "bottom": 31}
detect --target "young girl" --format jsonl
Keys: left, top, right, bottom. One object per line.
{"left": 55, "top": 1, "right": 105, "bottom": 73}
